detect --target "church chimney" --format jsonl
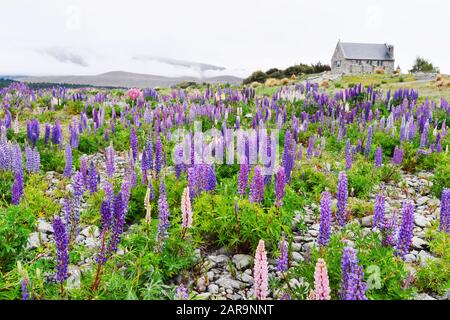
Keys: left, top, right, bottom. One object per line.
{"left": 386, "top": 44, "right": 394, "bottom": 59}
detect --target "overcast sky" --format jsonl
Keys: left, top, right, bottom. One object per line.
{"left": 1, "top": 0, "right": 448, "bottom": 77}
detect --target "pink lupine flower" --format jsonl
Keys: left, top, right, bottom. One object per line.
{"left": 127, "top": 88, "right": 142, "bottom": 101}
{"left": 181, "top": 187, "right": 193, "bottom": 229}
{"left": 253, "top": 239, "right": 269, "bottom": 300}
{"left": 314, "top": 258, "right": 331, "bottom": 300}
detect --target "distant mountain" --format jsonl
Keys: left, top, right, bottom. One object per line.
{"left": 18, "top": 71, "right": 242, "bottom": 88}
{"left": 132, "top": 56, "right": 226, "bottom": 72}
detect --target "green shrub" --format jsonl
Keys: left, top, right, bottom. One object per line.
{"left": 39, "top": 146, "right": 65, "bottom": 173}
{"left": 22, "top": 174, "right": 61, "bottom": 218}
{"left": 348, "top": 197, "right": 374, "bottom": 219}
{"left": 193, "top": 193, "right": 291, "bottom": 253}
{"left": 347, "top": 161, "right": 379, "bottom": 198}
{"left": 416, "top": 231, "right": 450, "bottom": 295}
{"left": 431, "top": 160, "right": 450, "bottom": 198}
{"left": 0, "top": 171, "right": 14, "bottom": 206}
{"left": 0, "top": 205, "right": 36, "bottom": 272}
{"left": 290, "top": 167, "right": 336, "bottom": 200}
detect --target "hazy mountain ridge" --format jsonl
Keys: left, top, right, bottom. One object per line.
{"left": 18, "top": 71, "right": 243, "bottom": 88}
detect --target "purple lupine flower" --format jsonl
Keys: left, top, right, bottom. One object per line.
{"left": 249, "top": 166, "right": 264, "bottom": 203}
{"left": 372, "top": 192, "right": 385, "bottom": 229}
{"left": 107, "top": 192, "right": 125, "bottom": 255}
{"left": 345, "top": 139, "right": 352, "bottom": 170}
{"left": 395, "top": 201, "right": 415, "bottom": 258}
{"left": 100, "top": 200, "right": 112, "bottom": 234}
{"left": 336, "top": 171, "right": 348, "bottom": 227}
{"left": 282, "top": 130, "right": 294, "bottom": 182}
{"left": 32, "top": 147, "right": 40, "bottom": 173}
{"left": 25, "top": 146, "right": 33, "bottom": 173}
{"left": 69, "top": 124, "right": 79, "bottom": 148}
{"left": 205, "top": 165, "right": 216, "bottom": 192}
{"left": 53, "top": 216, "right": 69, "bottom": 283}
{"left": 130, "top": 127, "right": 138, "bottom": 162}
{"left": 156, "top": 179, "right": 170, "bottom": 252}
{"left": 318, "top": 191, "right": 332, "bottom": 246}
{"left": 51, "top": 118, "right": 62, "bottom": 146}
{"left": 105, "top": 145, "right": 115, "bottom": 179}
{"left": 420, "top": 121, "right": 429, "bottom": 148}
{"left": 435, "top": 133, "right": 443, "bottom": 153}
{"left": 87, "top": 161, "right": 98, "bottom": 194}
{"left": 374, "top": 146, "right": 382, "bottom": 167}
{"left": 12, "top": 143, "right": 23, "bottom": 174}
{"left": 280, "top": 293, "right": 292, "bottom": 300}
{"left": 27, "top": 119, "right": 40, "bottom": 146}
{"left": 274, "top": 166, "right": 286, "bottom": 207}
{"left": 72, "top": 170, "right": 85, "bottom": 200}
{"left": 307, "top": 136, "right": 314, "bottom": 159}
{"left": 155, "top": 137, "right": 163, "bottom": 175}
{"left": 439, "top": 188, "right": 449, "bottom": 233}
{"left": 381, "top": 213, "right": 398, "bottom": 247}
{"left": 238, "top": 162, "right": 249, "bottom": 196}
{"left": 392, "top": 146, "right": 404, "bottom": 165}
{"left": 44, "top": 123, "right": 51, "bottom": 145}
{"left": 187, "top": 167, "right": 196, "bottom": 202}
{"left": 63, "top": 144, "right": 73, "bottom": 177}
{"left": 364, "top": 126, "right": 373, "bottom": 159}
{"left": 339, "top": 246, "right": 367, "bottom": 300}
{"left": 173, "top": 144, "right": 184, "bottom": 180}
{"left": 11, "top": 170, "right": 24, "bottom": 205}
{"left": 175, "top": 284, "right": 189, "bottom": 300}
{"left": 276, "top": 232, "right": 288, "bottom": 272}
{"left": 356, "top": 139, "right": 362, "bottom": 153}
{"left": 21, "top": 279, "right": 30, "bottom": 300}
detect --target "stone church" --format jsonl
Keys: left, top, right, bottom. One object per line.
{"left": 331, "top": 41, "right": 395, "bottom": 74}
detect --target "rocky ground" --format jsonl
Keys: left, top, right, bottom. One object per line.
{"left": 25, "top": 151, "right": 448, "bottom": 300}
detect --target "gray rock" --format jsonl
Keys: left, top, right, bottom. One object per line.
{"left": 215, "top": 276, "right": 246, "bottom": 290}
{"left": 414, "top": 293, "right": 436, "bottom": 300}
{"left": 84, "top": 237, "right": 98, "bottom": 249}
{"left": 208, "top": 255, "right": 230, "bottom": 266}
{"left": 80, "top": 226, "right": 100, "bottom": 238}
{"left": 226, "top": 294, "right": 242, "bottom": 300}
{"left": 404, "top": 254, "right": 416, "bottom": 263}
{"left": 412, "top": 237, "right": 428, "bottom": 250}
{"left": 26, "top": 232, "right": 47, "bottom": 249}
{"left": 232, "top": 254, "right": 253, "bottom": 270}
{"left": 240, "top": 273, "right": 254, "bottom": 284}
{"left": 291, "top": 243, "right": 302, "bottom": 252}
{"left": 416, "top": 196, "right": 429, "bottom": 206}
{"left": 207, "top": 271, "right": 215, "bottom": 281}
{"left": 208, "top": 284, "right": 219, "bottom": 294}
{"left": 417, "top": 250, "right": 435, "bottom": 267}
{"left": 361, "top": 215, "right": 374, "bottom": 227}
{"left": 37, "top": 219, "right": 53, "bottom": 233}
{"left": 292, "top": 252, "right": 304, "bottom": 262}
{"left": 414, "top": 215, "right": 429, "bottom": 228}
{"left": 75, "top": 234, "right": 85, "bottom": 243}
{"left": 66, "top": 266, "right": 81, "bottom": 290}
{"left": 196, "top": 293, "right": 211, "bottom": 300}
{"left": 441, "top": 290, "right": 450, "bottom": 300}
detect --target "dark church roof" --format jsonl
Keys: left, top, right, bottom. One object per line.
{"left": 339, "top": 42, "right": 394, "bottom": 61}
